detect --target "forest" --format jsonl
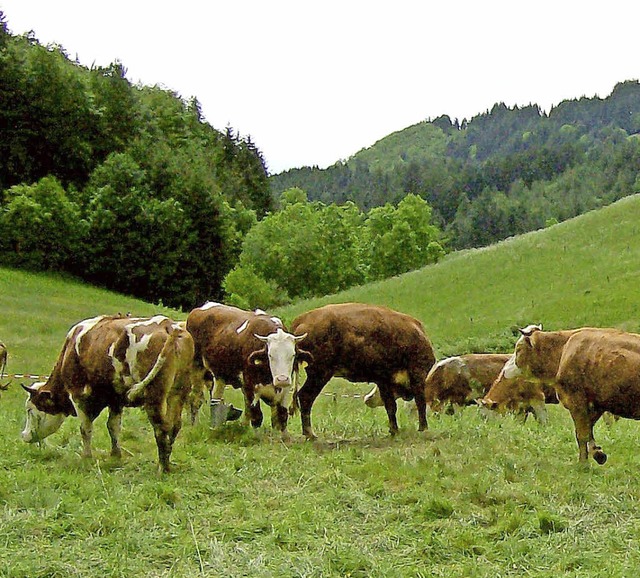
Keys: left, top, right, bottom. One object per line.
{"left": 0, "top": 13, "right": 270, "bottom": 310}
{"left": 2, "top": 10, "right": 640, "bottom": 311}
{"left": 271, "top": 81, "right": 640, "bottom": 249}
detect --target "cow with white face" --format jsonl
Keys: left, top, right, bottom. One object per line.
{"left": 186, "top": 303, "right": 310, "bottom": 434}
{"left": 22, "top": 381, "right": 67, "bottom": 444}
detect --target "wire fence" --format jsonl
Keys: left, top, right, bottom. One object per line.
{"left": 2, "top": 372, "right": 369, "bottom": 399}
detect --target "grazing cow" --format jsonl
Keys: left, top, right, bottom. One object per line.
{"left": 186, "top": 302, "right": 307, "bottom": 433}
{"left": 497, "top": 324, "right": 640, "bottom": 464}
{"left": 423, "top": 353, "right": 513, "bottom": 413}
{"left": 21, "top": 314, "right": 195, "bottom": 472}
{"left": 364, "top": 354, "right": 511, "bottom": 413}
{"left": 479, "top": 354, "right": 559, "bottom": 424}
{"left": 291, "top": 303, "right": 436, "bottom": 440}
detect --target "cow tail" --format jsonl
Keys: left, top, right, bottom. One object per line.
{"left": 289, "top": 370, "right": 300, "bottom": 416}
{"left": 127, "top": 329, "right": 178, "bottom": 403}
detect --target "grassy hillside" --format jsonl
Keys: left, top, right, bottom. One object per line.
{"left": 0, "top": 269, "right": 181, "bottom": 376}
{"left": 3, "top": 196, "right": 640, "bottom": 576}
{"left": 277, "top": 193, "right": 640, "bottom": 356}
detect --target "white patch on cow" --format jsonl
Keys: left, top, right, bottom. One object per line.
{"left": 393, "top": 370, "right": 410, "bottom": 386}
{"left": 521, "top": 324, "right": 542, "bottom": 336}
{"left": 502, "top": 354, "right": 522, "bottom": 379}
{"left": 236, "top": 320, "right": 249, "bottom": 334}
{"left": 364, "top": 384, "right": 383, "bottom": 408}
{"left": 71, "top": 315, "right": 106, "bottom": 356}
{"left": 123, "top": 328, "right": 153, "bottom": 383}
{"left": 129, "top": 315, "right": 168, "bottom": 328}
{"left": 254, "top": 309, "right": 267, "bottom": 316}
{"left": 270, "top": 316, "right": 283, "bottom": 327}
{"left": 200, "top": 301, "right": 222, "bottom": 311}
{"left": 109, "top": 342, "right": 126, "bottom": 385}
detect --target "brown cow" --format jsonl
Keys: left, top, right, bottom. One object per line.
{"left": 186, "top": 302, "right": 307, "bottom": 433}
{"left": 21, "top": 314, "right": 195, "bottom": 472}
{"left": 498, "top": 324, "right": 639, "bottom": 464}
{"left": 424, "top": 353, "right": 513, "bottom": 413}
{"left": 291, "top": 303, "right": 436, "bottom": 440}
{"left": 365, "top": 353, "right": 511, "bottom": 413}
{"left": 479, "top": 352, "right": 559, "bottom": 424}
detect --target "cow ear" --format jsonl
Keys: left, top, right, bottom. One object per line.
{"left": 296, "top": 349, "right": 313, "bottom": 367}
{"left": 249, "top": 348, "right": 267, "bottom": 365}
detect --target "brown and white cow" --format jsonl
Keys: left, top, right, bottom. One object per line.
{"left": 186, "top": 302, "right": 307, "bottom": 433}
{"left": 291, "top": 303, "right": 436, "bottom": 440}
{"left": 497, "top": 324, "right": 640, "bottom": 464}
{"left": 424, "top": 353, "right": 513, "bottom": 413}
{"left": 479, "top": 351, "right": 558, "bottom": 424}
{"left": 365, "top": 354, "right": 511, "bottom": 414}
{"left": 21, "top": 314, "right": 195, "bottom": 473}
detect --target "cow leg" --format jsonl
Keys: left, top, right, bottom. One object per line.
{"left": 528, "top": 399, "right": 548, "bottom": 426}
{"left": 297, "top": 372, "right": 331, "bottom": 440}
{"left": 145, "top": 406, "right": 172, "bottom": 473}
{"left": 107, "top": 407, "right": 124, "bottom": 458}
{"left": 242, "top": 385, "right": 263, "bottom": 428}
{"left": 413, "top": 383, "right": 428, "bottom": 432}
{"left": 271, "top": 403, "right": 290, "bottom": 436}
{"left": 378, "top": 384, "right": 400, "bottom": 436}
{"left": 567, "top": 404, "right": 607, "bottom": 464}
{"left": 187, "top": 373, "right": 208, "bottom": 425}
{"left": 76, "top": 407, "right": 95, "bottom": 459}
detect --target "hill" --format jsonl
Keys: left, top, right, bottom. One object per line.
{"left": 0, "top": 269, "right": 181, "bottom": 375}
{"left": 270, "top": 80, "right": 640, "bottom": 251}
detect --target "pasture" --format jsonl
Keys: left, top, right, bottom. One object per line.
{"left": 2, "top": 195, "right": 640, "bottom": 576}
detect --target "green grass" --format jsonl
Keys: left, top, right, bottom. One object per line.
{"left": 2, "top": 195, "right": 640, "bottom": 576}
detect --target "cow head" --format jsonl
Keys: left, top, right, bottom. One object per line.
{"left": 249, "top": 329, "right": 309, "bottom": 404}
{"left": 21, "top": 382, "right": 72, "bottom": 444}
{"left": 511, "top": 324, "right": 543, "bottom": 375}
{"left": 478, "top": 358, "right": 548, "bottom": 424}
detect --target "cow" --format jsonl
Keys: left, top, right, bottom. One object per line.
{"left": 423, "top": 353, "right": 513, "bottom": 413}
{"left": 290, "top": 303, "right": 436, "bottom": 440}
{"left": 21, "top": 314, "right": 195, "bottom": 473}
{"left": 186, "top": 302, "right": 307, "bottom": 434}
{"left": 479, "top": 354, "right": 559, "bottom": 424}
{"left": 495, "top": 324, "right": 640, "bottom": 464}
{"left": 364, "top": 354, "right": 511, "bottom": 413}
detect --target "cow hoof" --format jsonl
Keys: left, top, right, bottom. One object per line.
{"left": 593, "top": 450, "right": 607, "bottom": 465}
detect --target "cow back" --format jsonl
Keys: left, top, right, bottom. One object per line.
{"left": 291, "top": 303, "right": 435, "bottom": 383}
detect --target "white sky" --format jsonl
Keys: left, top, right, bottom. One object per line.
{"left": 1, "top": 0, "right": 639, "bottom": 174}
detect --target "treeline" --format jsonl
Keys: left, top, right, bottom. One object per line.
{"left": 0, "top": 13, "right": 271, "bottom": 310}
{"left": 271, "top": 81, "right": 640, "bottom": 249}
